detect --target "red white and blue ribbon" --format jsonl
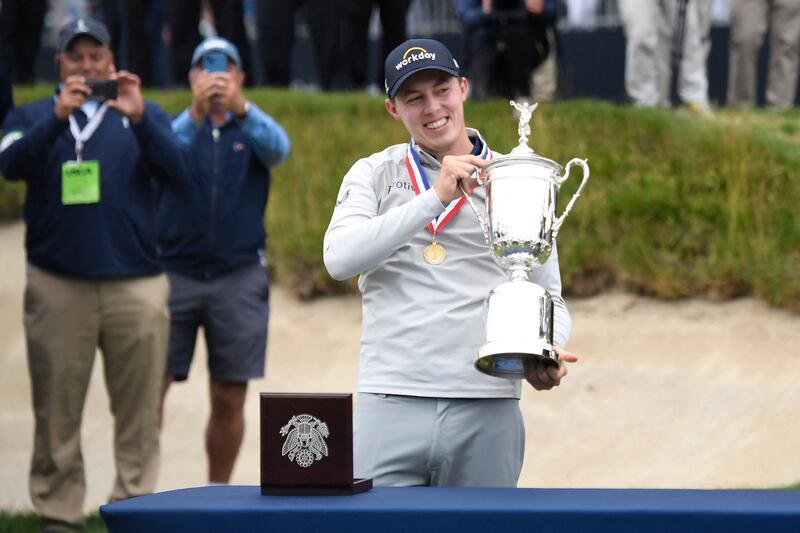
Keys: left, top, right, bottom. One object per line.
{"left": 405, "top": 135, "right": 491, "bottom": 236}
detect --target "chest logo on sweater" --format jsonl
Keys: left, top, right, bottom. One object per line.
{"left": 233, "top": 142, "right": 246, "bottom": 152}
{"left": 386, "top": 179, "right": 414, "bottom": 196}
{"left": 279, "top": 414, "right": 330, "bottom": 468}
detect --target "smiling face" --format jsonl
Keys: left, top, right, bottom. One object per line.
{"left": 385, "top": 70, "right": 473, "bottom": 161}
{"left": 58, "top": 35, "right": 114, "bottom": 81}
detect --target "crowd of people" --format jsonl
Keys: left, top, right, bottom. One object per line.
{"left": 0, "top": 0, "right": 798, "bottom": 113}
{"left": 618, "top": 0, "right": 800, "bottom": 112}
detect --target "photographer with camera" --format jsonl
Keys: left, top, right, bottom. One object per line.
{"left": 158, "top": 37, "right": 290, "bottom": 485}
{"left": 0, "top": 17, "right": 185, "bottom": 532}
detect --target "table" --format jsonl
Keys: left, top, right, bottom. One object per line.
{"left": 100, "top": 485, "right": 800, "bottom": 533}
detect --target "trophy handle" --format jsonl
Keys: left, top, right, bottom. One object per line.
{"left": 459, "top": 184, "right": 490, "bottom": 245}
{"left": 552, "top": 158, "right": 590, "bottom": 238}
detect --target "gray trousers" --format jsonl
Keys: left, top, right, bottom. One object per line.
{"left": 727, "top": 0, "right": 800, "bottom": 109}
{"left": 354, "top": 393, "right": 525, "bottom": 487}
{"left": 618, "top": 0, "right": 712, "bottom": 109}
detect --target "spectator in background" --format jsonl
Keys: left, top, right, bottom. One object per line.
{"left": 0, "top": 0, "right": 48, "bottom": 85}
{"left": 0, "top": 18, "right": 184, "bottom": 531}
{"left": 530, "top": 0, "right": 561, "bottom": 102}
{"left": 343, "top": 0, "right": 412, "bottom": 91}
{"left": 727, "top": 0, "right": 800, "bottom": 110}
{"left": 618, "top": 0, "right": 712, "bottom": 111}
{"left": 158, "top": 37, "right": 290, "bottom": 484}
{"left": 564, "top": 0, "right": 599, "bottom": 28}
{"left": 168, "top": 0, "right": 253, "bottom": 87}
{"left": 0, "top": 50, "right": 12, "bottom": 125}
{"left": 100, "top": 0, "right": 165, "bottom": 86}
{"left": 456, "top": 0, "right": 556, "bottom": 100}
{"left": 256, "top": 0, "right": 344, "bottom": 89}
{"left": 456, "top": 0, "right": 500, "bottom": 100}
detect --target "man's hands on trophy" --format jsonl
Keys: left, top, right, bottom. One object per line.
{"left": 524, "top": 347, "right": 578, "bottom": 391}
{"left": 189, "top": 69, "right": 246, "bottom": 124}
{"left": 435, "top": 154, "right": 487, "bottom": 204}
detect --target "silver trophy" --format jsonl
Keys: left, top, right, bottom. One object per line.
{"left": 463, "top": 101, "right": 589, "bottom": 379}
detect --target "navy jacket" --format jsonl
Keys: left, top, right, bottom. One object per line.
{"left": 158, "top": 105, "right": 290, "bottom": 279}
{"left": 0, "top": 97, "right": 185, "bottom": 278}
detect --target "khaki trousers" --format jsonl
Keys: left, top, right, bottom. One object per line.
{"left": 727, "top": 0, "right": 800, "bottom": 109}
{"left": 618, "top": 0, "right": 712, "bottom": 109}
{"left": 24, "top": 266, "right": 169, "bottom": 527}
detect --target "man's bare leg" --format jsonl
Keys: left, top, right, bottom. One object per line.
{"left": 206, "top": 379, "right": 247, "bottom": 483}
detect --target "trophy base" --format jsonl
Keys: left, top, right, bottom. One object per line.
{"left": 475, "top": 341, "right": 557, "bottom": 379}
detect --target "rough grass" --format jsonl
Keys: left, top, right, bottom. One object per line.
{"left": 2, "top": 86, "right": 799, "bottom": 310}
{"left": 0, "top": 512, "right": 106, "bottom": 533}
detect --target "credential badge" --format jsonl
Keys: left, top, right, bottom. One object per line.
{"left": 279, "top": 414, "right": 329, "bottom": 468}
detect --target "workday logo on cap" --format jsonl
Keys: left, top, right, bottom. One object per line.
{"left": 384, "top": 39, "right": 460, "bottom": 98}
{"left": 395, "top": 46, "right": 437, "bottom": 71}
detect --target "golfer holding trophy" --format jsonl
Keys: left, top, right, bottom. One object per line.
{"left": 324, "top": 38, "right": 584, "bottom": 487}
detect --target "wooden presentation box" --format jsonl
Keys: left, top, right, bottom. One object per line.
{"left": 260, "top": 392, "right": 372, "bottom": 495}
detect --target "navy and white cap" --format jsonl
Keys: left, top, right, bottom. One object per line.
{"left": 384, "top": 39, "right": 460, "bottom": 99}
{"left": 58, "top": 18, "right": 111, "bottom": 53}
{"left": 191, "top": 37, "right": 242, "bottom": 69}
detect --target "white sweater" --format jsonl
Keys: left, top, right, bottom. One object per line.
{"left": 324, "top": 130, "right": 571, "bottom": 399}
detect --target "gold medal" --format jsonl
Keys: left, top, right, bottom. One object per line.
{"left": 423, "top": 240, "right": 446, "bottom": 265}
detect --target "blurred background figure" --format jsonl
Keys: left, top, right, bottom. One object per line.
{"left": 564, "top": 0, "right": 599, "bottom": 28}
{"left": 456, "top": 0, "right": 557, "bottom": 100}
{"left": 0, "top": 0, "right": 48, "bottom": 85}
{"left": 100, "top": 0, "right": 166, "bottom": 86}
{"left": 0, "top": 17, "right": 184, "bottom": 530}
{"left": 0, "top": 57, "right": 11, "bottom": 125}
{"left": 342, "top": 0, "right": 412, "bottom": 91}
{"left": 256, "top": 0, "right": 344, "bottom": 90}
{"left": 167, "top": 0, "right": 253, "bottom": 87}
{"left": 530, "top": 0, "right": 562, "bottom": 102}
{"left": 159, "top": 36, "right": 290, "bottom": 485}
{"left": 726, "top": 0, "right": 800, "bottom": 110}
{"left": 618, "top": 0, "right": 713, "bottom": 111}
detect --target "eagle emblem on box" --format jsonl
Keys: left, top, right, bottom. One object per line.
{"left": 279, "top": 414, "right": 330, "bottom": 468}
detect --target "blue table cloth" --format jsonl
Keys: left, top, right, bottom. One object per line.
{"left": 100, "top": 485, "right": 800, "bottom": 533}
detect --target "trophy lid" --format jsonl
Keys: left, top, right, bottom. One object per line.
{"left": 483, "top": 101, "right": 562, "bottom": 174}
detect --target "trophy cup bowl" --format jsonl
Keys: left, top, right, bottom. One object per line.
{"left": 470, "top": 101, "right": 589, "bottom": 379}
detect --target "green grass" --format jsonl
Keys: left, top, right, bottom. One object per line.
{"left": 3, "top": 85, "right": 799, "bottom": 310}
{"left": 0, "top": 512, "right": 106, "bottom": 533}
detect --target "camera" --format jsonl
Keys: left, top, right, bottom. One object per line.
{"left": 85, "top": 79, "right": 118, "bottom": 102}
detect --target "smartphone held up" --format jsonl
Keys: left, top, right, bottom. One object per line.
{"left": 203, "top": 51, "right": 228, "bottom": 73}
